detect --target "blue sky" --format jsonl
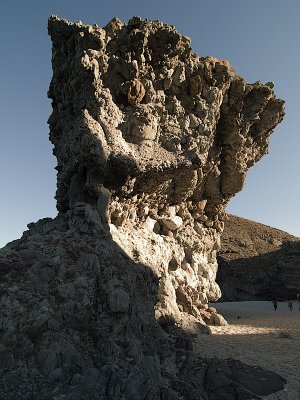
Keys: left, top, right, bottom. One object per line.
{"left": 0, "top": 0, "right": 299, "bottom": 247}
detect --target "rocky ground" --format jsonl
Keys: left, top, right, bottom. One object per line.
{"left": 217, "top": 215, "right": 300, "bottom": 301}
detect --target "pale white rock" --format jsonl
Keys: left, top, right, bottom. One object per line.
{"left": 143, "top": 216, "right": 155, "bottom": 231}
{"left": 161, "top": 216, "right": 183, "bottom": 231}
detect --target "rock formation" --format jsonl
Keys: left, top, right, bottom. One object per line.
{"left": 0, "top": 16, "right": 286, "bottom": 399}
{"left": 218, "top": 215, "right": 300, "bottom": 301}
{"left": 47, "top": 15, "right": 284, "bottom": 320}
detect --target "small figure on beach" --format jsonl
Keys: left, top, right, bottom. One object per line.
{"left": 288, "top": 301, "right": 293, "bottom": 311}
{"left": 272, "top": 300, "right": 278, "bottom": 311}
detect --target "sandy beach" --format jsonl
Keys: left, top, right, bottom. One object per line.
{"left": 194, "top": 301, "right": 300, "bottom": 400}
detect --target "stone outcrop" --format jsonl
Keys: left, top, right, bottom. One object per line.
{"left": 47, "top": 14, "right": 284, "bottom": 321}
{"left": 0, "top": 16, "right": 286, "bottom": 399}
{"left": 217, "top": 215, "right": 300, "bottom": 301}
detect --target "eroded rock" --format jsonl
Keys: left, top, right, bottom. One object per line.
{"left": 47, "top": 14, "right": 284, "bottom": 325}
{"left": 0, "top": 15, "right": 286, "bottom": 399}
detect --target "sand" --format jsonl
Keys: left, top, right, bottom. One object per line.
{"left": 194, "top": 301, "right": 300, "bottom": 400}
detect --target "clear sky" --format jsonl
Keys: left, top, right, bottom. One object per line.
{"left": 0, "top": 0, "right": 299, "bottom": 248}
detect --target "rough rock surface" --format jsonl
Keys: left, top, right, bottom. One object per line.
{"left": 47, "top": 14, "right": 284, "bottom": 320}
{"left": 0, "top": 16, "right": 286, "bottom": 399}
{"left": 217, "top": 215, "right": 300, "bottom": 301}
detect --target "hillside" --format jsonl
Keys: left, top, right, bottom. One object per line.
{"left": 217, "top": 214, "right": 300, "bottom": 301}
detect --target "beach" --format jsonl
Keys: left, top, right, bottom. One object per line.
{"left": 194, "top": 301, "right": 300, "bottom": 399}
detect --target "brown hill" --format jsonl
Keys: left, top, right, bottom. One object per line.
{"left": 217, "top": 214, "right": 300, "bottom": 301}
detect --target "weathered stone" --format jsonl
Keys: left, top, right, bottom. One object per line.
{"left": 189, "top": 75, "right": 203, "bottom": 97}
{"left": 207, "top": 312, "right": 228, "bottom": 326}
{"left": 48, "top": 367, "right": 63, "bottom": 382}
{"left": 0, "top": 15, "right": 286, "bottom": 400}
{"left": 108, "top": 288, "right": 130, "bottom": 313}
{"left": 161, "top": 215, "right": 183, "bottom": 231}
{"left": 128, "top": 78, "right": 145, "bottom": 105}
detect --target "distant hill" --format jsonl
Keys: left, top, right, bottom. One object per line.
{"left": 217, "top": 215, "right": 300, "bottom": 301}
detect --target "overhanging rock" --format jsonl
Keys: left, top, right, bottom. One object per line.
{"left": 48, "top": 15, "right": 284, "bottom": 321}
{"left": 0, "top": 16, "right": 285, "bottom": 399}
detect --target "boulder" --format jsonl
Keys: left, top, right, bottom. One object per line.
{"left": 207, "top": 312, "right": 228, "bottom": 326}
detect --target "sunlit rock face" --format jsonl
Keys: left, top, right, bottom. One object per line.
{"left": 48, "top": 15, "right": 284, "bottom": 321}
{"left": 0, "top": 16, "right": 285, "bottom": 399}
